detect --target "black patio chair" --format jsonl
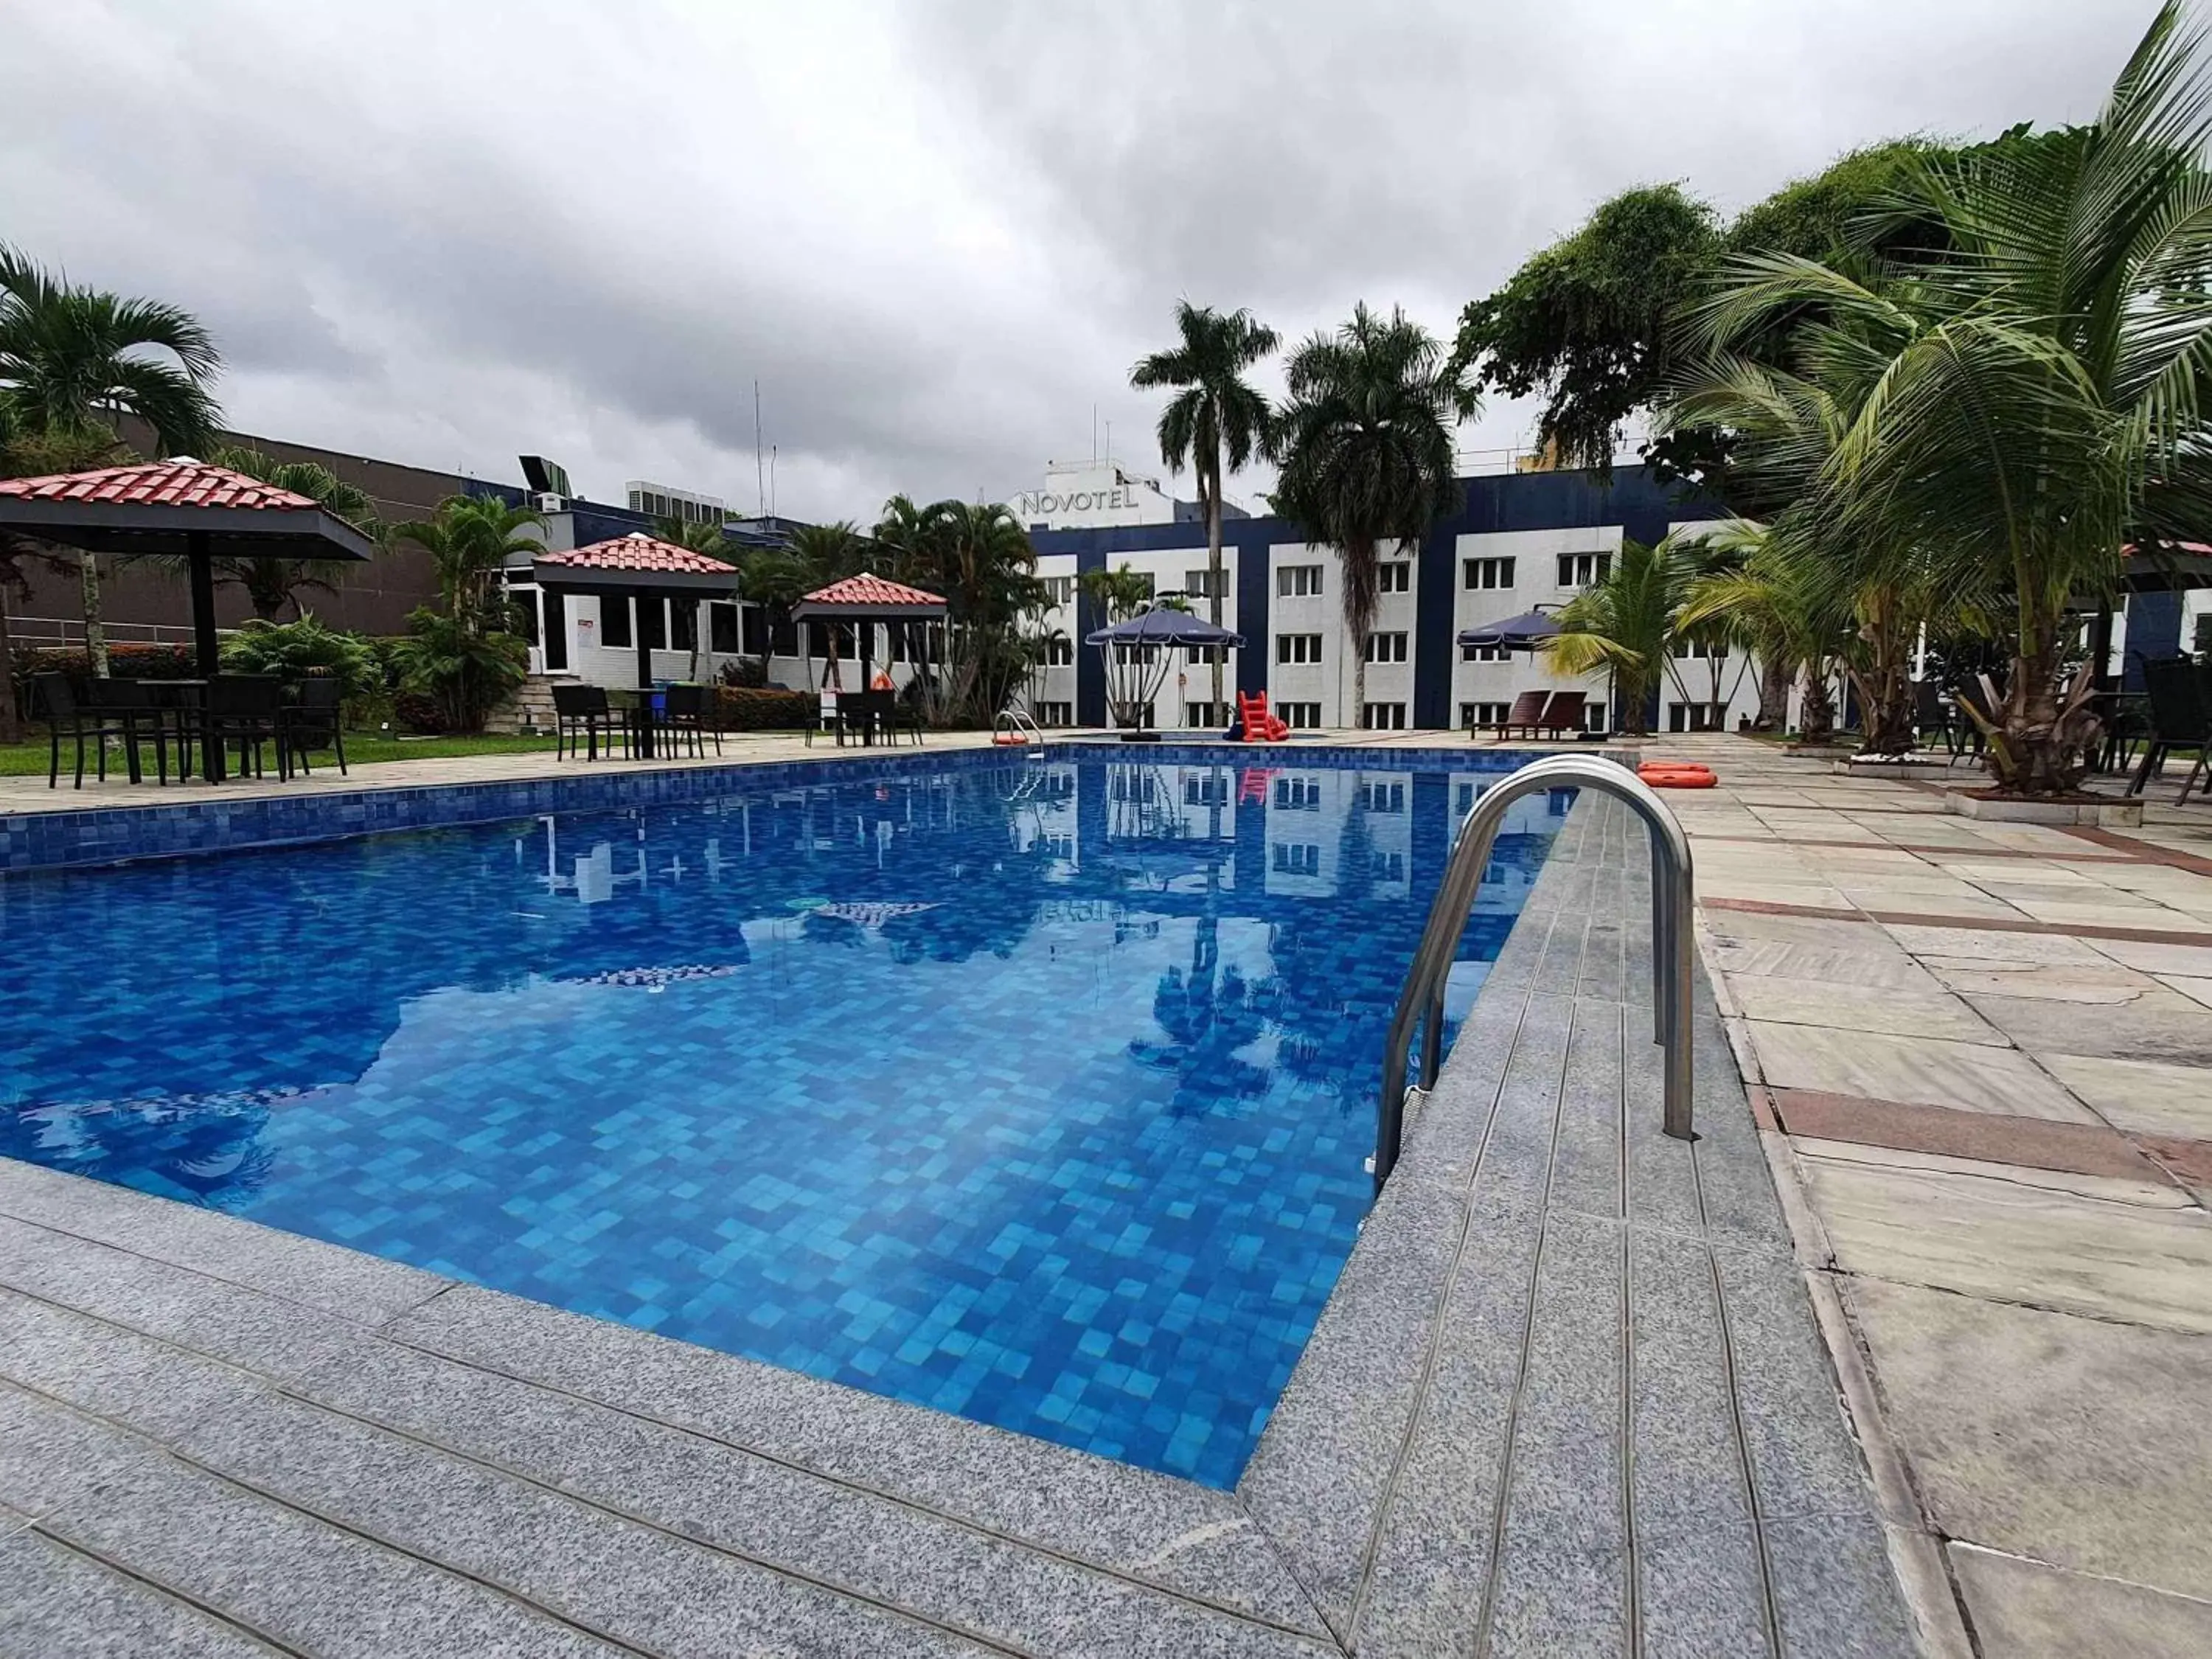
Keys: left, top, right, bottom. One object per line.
{"left": 552, "top": 683, "right": 629, "bottom": 760}
{"left": 84, "top": 675, "right": 184, "bottom": 785}
{"left": 659, "top": 684, "right": 720, "bottom": 758}
{"left": 279, "top": 677, "right": 348, "bottom": 776}
{"left": 207, "top": 675, "right": 288, "bottom": 780}
{"left": 2129, "top": 658, "right": 2210, "bottom": 803}
{"left": 882, "top": 688, "right": 924, "bottom": 746}
{"left": 834, "top": 691, "right": 880, "bottom": 747}
{"left": 31, "top": 672, "right": 133, "bottom": 790}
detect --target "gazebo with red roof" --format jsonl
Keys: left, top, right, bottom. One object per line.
{"left": 0, "top": 459, "right": 380, "bottom": 780}
{"left": 789, "top": 571, "right": 947, "bottom": 690}
{"left": 532, "top": 533, "right": 742, "bottom": 755}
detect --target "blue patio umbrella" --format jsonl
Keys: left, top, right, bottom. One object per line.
{"left": 1456, "top": 609, "right": 1560, "bottom": 652}
{"left": 1084, "top": 608, "right": 1247, "bottom": 738}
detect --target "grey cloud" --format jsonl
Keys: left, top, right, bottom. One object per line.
{"left": 0, "top": 0, "right": 2160, "bottom": 520}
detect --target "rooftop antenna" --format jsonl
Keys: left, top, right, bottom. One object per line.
{"left": 769, "top": 446, "right": 778, "bottom": 520}
{"left": 754, "top": 380, "right": 765, "bottom": 517}
{"left": 1091, "top": 404, "right": 1098, "bottom": 464}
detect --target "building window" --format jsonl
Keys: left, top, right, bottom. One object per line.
{"left": 1358, "top": 780, "right": 1406, "bottom": 813}
{"left": 1183, "top": 771, "right": 1229, "bottom": 804}
{"left": 1461, "top": 700, "right": 1511, "bottom": 728}
{"left": 1276, "top": 633, "right": 1323, "bottom": 664}
{"left": 1043, "top": 635, "right": 1074, "bottom": 666}
{"left": 1364, "top": 631, "right": 1408, "bottom": 664}
{"left": 1378, "top": 560, "right": 1411, "bottom": 594}
{"left": 1278, "top": 563, "right": 1324, "bottom": 597}
{"left": 1273, "top": 776, "right": 1323, "bottom": 809}
{"left": 641, "top": 601, "right": 669, "bottom": 651}
{"left": 1672, "top": 637, "right": 1726, "bottom": 658}
{"left": 1043, "top": 575, "right": 1076, "bottom": 608}
{"left": 1557, "top": 552, "right": 1612, "bottom": 588}
{"left": 1184, "top": 702, "right": 1229, "bottom": 728}
{"left": 772, "top": 615, "right": 797, "bottom": 656}
{"left": 1272, "top": 843, "right": 1321, "bottom": 876}
{"left": 1113, "top": 642, "right": 1160, "bottom": 666}
{"left": 709, "top": 602, "right": 740, "bottom": 654}
{"left": 1034, "top": 700, "right": 1073, "bottom": 726}
{"left": 1461, "top": 641, "right": 1511, "bottom": 662}
{"left": 1371, "top": 852, "right": 1405, "bottom": 883}
{"left": 1361, "top": 702, "right": 1407, "bottom": 730}
{"left": 671, "top": 602, "right": 697, "bottom": 653}
{"left": 1279, "top": 701, "right": 1323, "bottom": 728}
{"left": 1186, "top": 643, "right": 1228, "bottom": 665}
{"left": 600, "top": 597, "right": 633, "bottom": 649}
{"left": 1583, "top": 701, "right": 1607, "bottom": 731}
{"left": 1464, "top": 556, "right": 1516, "bottom": 590}
{"left": 1184, "top": 567, "right": 1228, "bottom": 599}
{"left": 1667, "top": 702, "right": 1722, "bottom": 732}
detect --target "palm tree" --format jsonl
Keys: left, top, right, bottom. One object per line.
{"left": 1, "top": 417, "right": 125, "bottom": 740}
{"left": 209, "top": 445, "right": 380, "bottom": 621}
{"left": 897, "top": 501, "right": 1046, "bottom": 723}
{"left": 1130, "top": 302, "right": 1279, "bottom": 712}
{"left": 1543, "top": 537, "right": 1694, "bottom": 736}
{"left": 389, "top": 494, "right": 545, "bottom": 627}
{"left": 1081, "top": 563, "right": 1166, "bottom": 726}
{"left": 0, "top": 244, "right": 221, "bottom": 676}
{"left": 652, "top": 515, "right": 737, "bottom": 560}
{"left": 1273, "top": 304, "right": 1464, "bottom": 726}
{"left": 1684, "top": 4, "right": 2212, "bottom": 793}
{"left": 1674, "top": 521, "right": 1851, "bottom": 742}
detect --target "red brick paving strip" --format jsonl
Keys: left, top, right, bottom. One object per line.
{"left": 1701, "top": 894, "right": 2212, "bottom": 949}
{"left": 1772, "top": 1089, "right": 2176, "bottom": 1184}
{"left": 2062, "top": 825, "right": 2212, "bottom": 880}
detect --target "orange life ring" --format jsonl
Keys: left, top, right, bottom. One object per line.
{"left": 1638, "top": 761, "right": 1717, "bottom": 788}
{"left": 992, "top": 732, "right": 1029, "bottom": 747}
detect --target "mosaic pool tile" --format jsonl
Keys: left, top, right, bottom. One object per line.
{"left": 0, "top": 749, "right": 1562, "bottom": 1485}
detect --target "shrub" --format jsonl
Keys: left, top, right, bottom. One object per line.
{"left": 716, "top": 655, "right": 769, "bottom": 689}
{"left": 391, "top": 608, "right": 528, "bottom": 734}
{"left": 712, "top": 686, "right": 815, "bottom": 730}
{"left": 389, "top": 692, "right": 449, "bottom": 734}
{"left": 220, "top": 615, "right": 380, "bottom": 703}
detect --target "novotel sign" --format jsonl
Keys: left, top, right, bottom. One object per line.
{"left": 1015, "top": 484, "right": 1144, "bottom": 519}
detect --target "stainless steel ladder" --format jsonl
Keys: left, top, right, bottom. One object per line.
{"left": 1371, "top": 754, "right": 1697, "bottom": 1194}
{"left": 993, "top": 706, "right": 1046, "bottom": 750}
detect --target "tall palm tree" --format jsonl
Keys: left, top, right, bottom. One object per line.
{"left": 209, "top": 445, "right": 380, "bottom": 621}
{"left": 1674, "top": 520, "right": 1851, "bottom": 742}
{"left": 0, "top": 416, "right": 124, "bottom": 740}
{"left": 0, "top": 244, "right": 221, "bottom": 675}
{"left": 1685, "top": 4, "right": 2212, "bottom": 793}
{"left": 1130, "top": 302, "right": 1279, "bottom": 712}
{"left": 1273, "top": 304, "right": 1464, "bottom": 726}
{"left": 652, "top": 515, "right": 737, "bottom": 560}
{"left": 389, "top": 494, "right": 545, "bottom": 627}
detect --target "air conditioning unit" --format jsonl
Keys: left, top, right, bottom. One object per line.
{"left": 535, "top": 492, "right": 565, "bottom": 512}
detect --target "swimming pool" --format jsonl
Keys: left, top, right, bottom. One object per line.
{"left": 0, "top": 748, "right": 1565, "bottom": 1486}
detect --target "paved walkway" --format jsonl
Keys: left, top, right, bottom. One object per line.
{"left": 1650, "top": 734, "right": 2212, "bottom": 1656}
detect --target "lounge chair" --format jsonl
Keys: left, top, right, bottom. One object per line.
{"left": 1489, "top": 689, "right": 1549, "bottom": 740}
{"left": 1536, "top": 690, "right": 1587, "bottom": 738}
{"left": 2129, "top": 658, "right": 2210, "bottom": 804}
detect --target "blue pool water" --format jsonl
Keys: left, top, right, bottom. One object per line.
{"left": 0, "top": 750, "right": 1564, "bottom": 1486}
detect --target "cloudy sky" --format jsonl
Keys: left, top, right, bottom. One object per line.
{"left": 0, "top": 0, "right": 2152, "bottom": 522}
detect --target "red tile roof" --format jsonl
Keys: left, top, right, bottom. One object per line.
{"left": 0, "top": 459, "right": 322, "bottom": 511}
{"left": 538, "top": 534, "right": 737, "bottom": 575}
{"left": 801, "top": 571, "right": 946, "bottom": 608}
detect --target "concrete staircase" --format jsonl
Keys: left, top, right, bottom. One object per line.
{"left": 486, "top": 672, "right": 561, "bottom": 735}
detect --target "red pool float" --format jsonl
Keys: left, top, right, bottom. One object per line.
{"left": 1637, "top": 761, "right": 1717, "bottom": 788}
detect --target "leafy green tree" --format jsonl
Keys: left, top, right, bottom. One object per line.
{"left": 1688, "top": 4, "right": 2212, "bottom": 793}
{"left": 209, "top": 445, "right": 380, "bottom": 620}
{"left": 0, "top": 244, "right": 221, "bottom": 676}
{"left": 392, "top": 612, "right": 528, "bottom": 734}
{"left": 1130, "top": 302, "right": 1279, "bottom": 712}
{"left": 886, "top": 500, "right": 1047, "bottom": 724}
{"left": 1273, "top": 304, "right": 1463, "bottom": 726}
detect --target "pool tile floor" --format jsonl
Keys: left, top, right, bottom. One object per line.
{"left": 0, "top": 789, "right": 1913, "bottom": 1656}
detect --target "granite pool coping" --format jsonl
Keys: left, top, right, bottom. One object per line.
{"left": 0, "top": 792, "right": 1914, "bottom": 1655}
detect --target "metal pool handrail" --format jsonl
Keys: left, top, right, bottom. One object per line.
{"left": 1371, "top": 754, "right": 1696, "bottom": 1194}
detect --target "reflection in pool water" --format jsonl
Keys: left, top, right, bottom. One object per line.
{"left": 0, "top": 753, "right": 1565, "bottom": 1486}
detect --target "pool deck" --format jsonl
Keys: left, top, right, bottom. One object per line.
{"left": 0, "top": 759, "right": 1919, "bottom": 1658}
{"left": 1654, "top": 734, "right": 2212, "bottom": 1658}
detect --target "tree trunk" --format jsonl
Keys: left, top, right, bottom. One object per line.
{"left": 1984, "top": 611, "right": 2096, "bottom": 796}
{"left": 1754, "top": 651, "right": 1792, "bottom": 733}
{"left": 0, "top": 587, "right": 18, "bottom": 745}
{"left": 1798, "top": 663, "right": 1837, "bottom": 744}
{"left": 1206, "top": 454, "right": 1225, "bottom": 717}
{"left": 80, "top": 549, "right": 110, "bottom": 678}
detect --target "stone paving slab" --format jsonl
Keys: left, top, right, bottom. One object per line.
{"left": 1947, "top": 1544, "right": 2212, "bottom": 1658}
